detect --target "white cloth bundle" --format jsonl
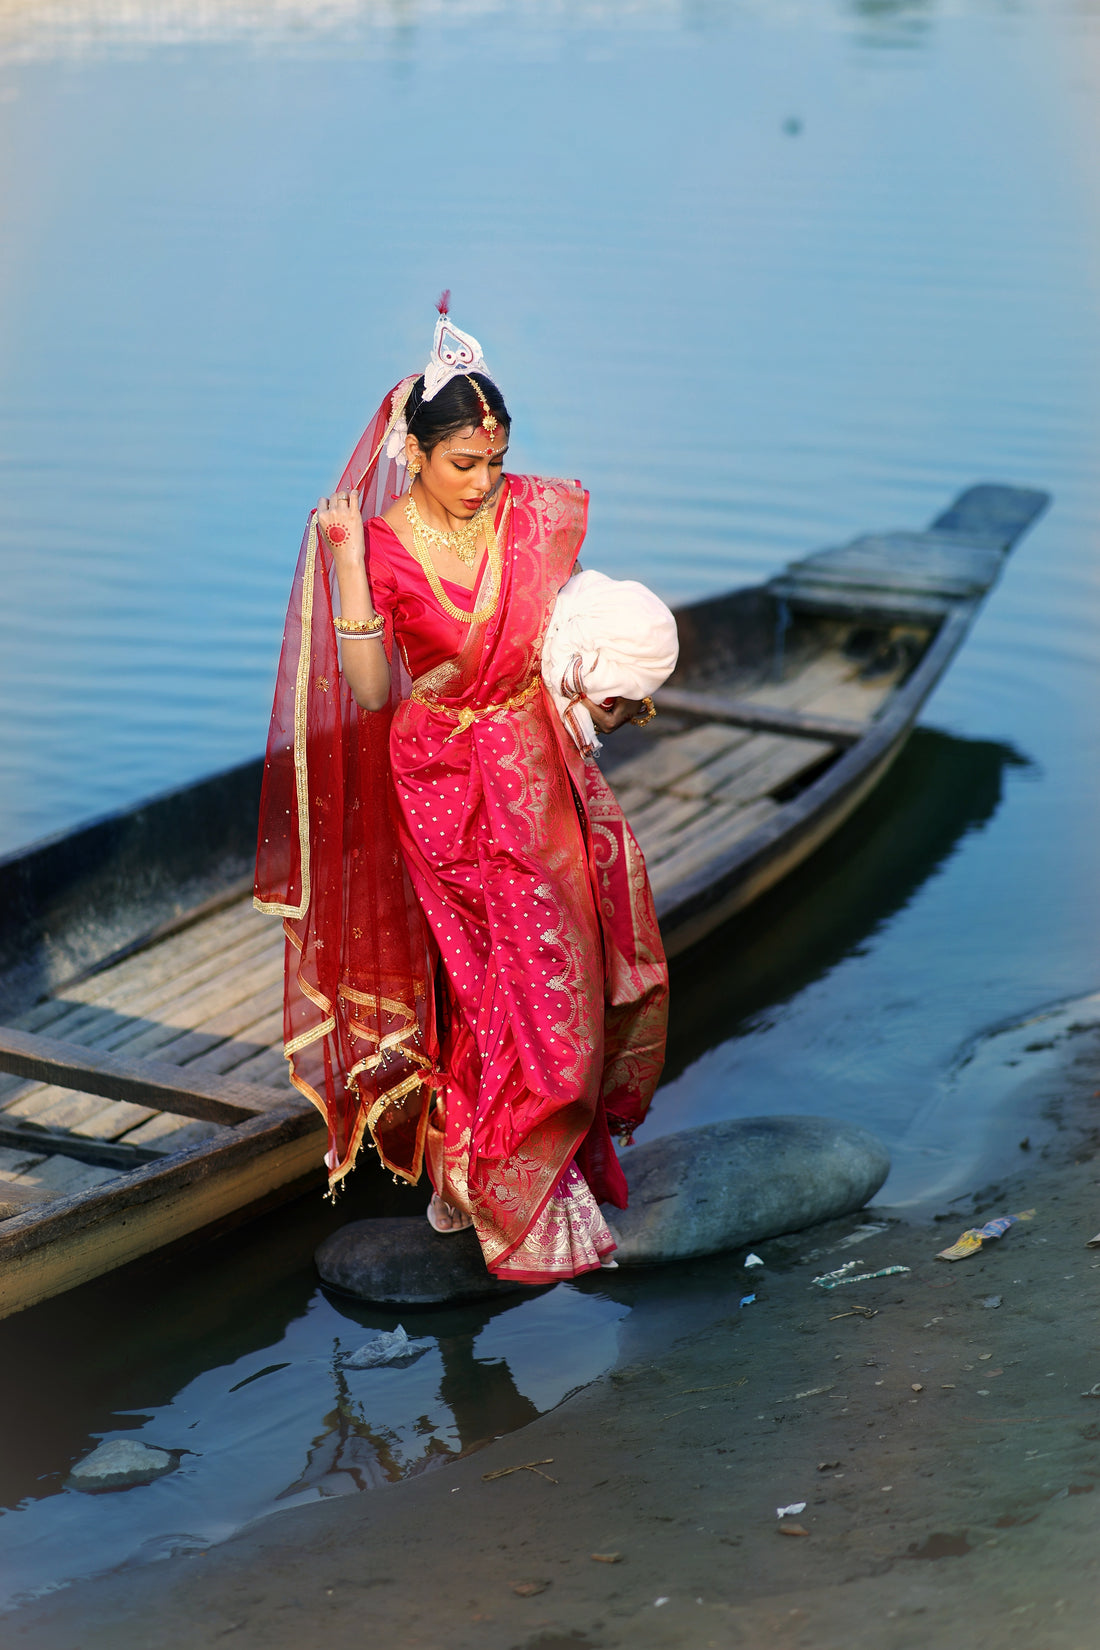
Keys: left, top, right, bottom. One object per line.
{"left": 541, "top": 569, "right": 679, "bottom": 756}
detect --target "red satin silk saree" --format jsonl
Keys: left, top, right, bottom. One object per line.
{"left": 255, "top": 431, "right": 667, "bottom": 1282}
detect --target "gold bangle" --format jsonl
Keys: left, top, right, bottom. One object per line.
{"left": 630, "top": 695, "right": 657, "bottom": 728}
{"left": 334, "top": 614, "right": 384, "bottom": 635}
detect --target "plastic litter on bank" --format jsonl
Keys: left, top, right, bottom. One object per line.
{"left": 744, "top": 1253, "right": 764, "bottom": 1268}
{"left": 936, "top": 1210, "right": 1035, "bottom": 1263}
{"left": 777, "top": 1502, "right": 807, "bottom": 1517}
{"left": 812, "top": 1261, "right": 910, "bottom": 1290}
{"left": 740, "top": 1293, "right": 756, "bottom": 1307}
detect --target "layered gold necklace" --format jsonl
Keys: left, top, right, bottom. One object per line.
{"left": 404, "top": 488, "right": 490, "bottom": 567}
{"left": 404, "top": 488, "right": 510, "bottom": 626}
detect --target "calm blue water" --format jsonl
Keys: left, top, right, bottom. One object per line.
{"left": 1, "top": 0, "right": 1100, "bottom": 1609}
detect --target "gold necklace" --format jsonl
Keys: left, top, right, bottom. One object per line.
{"left": 406, "top": 494, "right": 510, "bottom": 626}
{"left": 404, "top": 488, "right": 491, "bottom": 568}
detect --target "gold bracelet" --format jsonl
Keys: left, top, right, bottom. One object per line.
{"left": 630, "top": 695, "right": 657, "bottom": 728}
{"left": 334, "top": 614, "right": 384, "bottom": 635}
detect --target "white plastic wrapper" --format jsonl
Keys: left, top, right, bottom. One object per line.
{"left": 541, "top": 569, "right": 679, "bottom": 756}
{"left": 340, "top": 1325, "right": 431, "bottom": 1369}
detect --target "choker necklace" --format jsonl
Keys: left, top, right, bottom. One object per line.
{"left": 405, "top": 487, "right": 491, "bottom": 568}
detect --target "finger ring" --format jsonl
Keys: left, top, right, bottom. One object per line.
{"left": 630, "top": 695, "right": 657, "bottom": 727}
{"left": 322, "top": 521, "right": 352, "bottom": 547}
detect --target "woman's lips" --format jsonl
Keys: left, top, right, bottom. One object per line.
{"left": 460, "top": 498, "right": 481, "bottom": 510}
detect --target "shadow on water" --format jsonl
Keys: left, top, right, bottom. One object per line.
{"left": 664, "top": 727, "right": 1029, "bottom": 1082}
{"left": 0, "top": 1170, "right": 632, "bottom": 1607}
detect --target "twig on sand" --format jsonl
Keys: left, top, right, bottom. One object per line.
{"left": 482, "top": 1458, "right": 558, "bottom": 1484}
{"left": 829, "top": 1305, "right": 879, "bottom": 1321}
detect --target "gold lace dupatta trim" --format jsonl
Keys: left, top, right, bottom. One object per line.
{"left": 253, "top": 514, "right": 319, "bottom": 921}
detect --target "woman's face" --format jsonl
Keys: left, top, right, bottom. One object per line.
{"left": 409, "top": 424, "right": 508, "bottom": 522}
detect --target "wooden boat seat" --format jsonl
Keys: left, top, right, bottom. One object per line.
{"left": 0, "top": 899, "right": 290, "bottom": 1214}
{"left": 773, "top": 530, "right": 1006, "bottom": 603}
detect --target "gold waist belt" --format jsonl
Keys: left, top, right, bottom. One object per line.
{"left": 410, "top": 676, "right": 542, "bottom": 739}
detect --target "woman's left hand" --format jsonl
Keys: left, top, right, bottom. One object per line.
{"left": 586, "top": 697, "right": 643, "bottom": 734}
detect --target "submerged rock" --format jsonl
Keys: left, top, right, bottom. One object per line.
{"left": 603, "top": 1115, "right": 890, "bottom": 1265}
{"left": 316, "top": 1216, "right": 535, "bottom": 1307}
{"left": 67, "top": 1439, "right": 179, "bottom": 1492}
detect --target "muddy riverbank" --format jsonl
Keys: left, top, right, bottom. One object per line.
{"left": 10, "top": 1040, "right": 1100, "bottom": 1650}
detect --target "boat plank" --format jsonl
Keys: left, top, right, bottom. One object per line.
{"left": 5, "top": 1089, "right": 157, "bottom": 1136}
{"left": 13, "top": 901, "right": 269, "bottom": 1029}
{"left": 118, "top": 1113, "right": 223, "bottom": 1151}
{"left": 10, "top": 1153, "right": 121, "bottom": 1199}
{"left": 628, "top": 795, "right": 714, "bottom": 860}
{"left": 0, "top": 1179, "right": 48, "bottom": 1215}
{"left": 0, "top": 1106, "right": 324, "bottom": 1318}
{"left": 225, "top": 1045, "right": 293, "bottom": 1086}
{"left": 0, "top": 1026, "right": 301, "bottom": 1124}
{"left": 799, "top": 676, "right": 899, "bottom": 721}
{"left": 0, "top": 1146, "right": 47, "bottom": 1175}
{"left": 609, "top": 723, "right": 748, "bottom": 794}
{"left": 667, "top": 733, "right": 789, "bottom": 799}
{"left": 0, "top": 967, "right": 285, "bottom": 1121}
{"left": 648, "top": 799, "right": 781, "bottom": 898}
{"left": 711, "top": 736, "right": 834, "bottom": 807}
{"left": 12, "top": 926, "right": 282, "bottom": 1045}
{"left": 653, "top": 686, "right": 865, "bottom": 746}
{"left": 737, "top": 653, "right": 860, "bottom": 713}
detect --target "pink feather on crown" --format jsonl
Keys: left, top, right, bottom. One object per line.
{"left": 436, "top": 289, "right": 451, "bottom": 316}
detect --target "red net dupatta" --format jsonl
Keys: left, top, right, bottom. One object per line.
{"left": 254, "top": 381, "right": 437, "bottom": 1188}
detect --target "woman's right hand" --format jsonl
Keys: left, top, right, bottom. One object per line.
{"left": 317, "top": 490, "right": 365, "bottom": 560}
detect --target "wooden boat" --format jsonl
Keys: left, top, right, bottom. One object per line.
{"left": 611, "top": 482, "right": 1049, "bottom": 954}
{"left": 0, "top": 480, "right": 1048, "bottom": 1317}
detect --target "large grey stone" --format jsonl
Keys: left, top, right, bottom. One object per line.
{"left": 316, "top": 1216, "right": 535, "bottom": 1306}
{"left": 66, "top": 1439, "right": 179, "bottom": 1492}
{"left": 603, "top": 1115, "right": 890, "bottom": 1265}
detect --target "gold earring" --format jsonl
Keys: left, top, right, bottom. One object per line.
{"left": 407, "top": 456, "right": 421, "bottom": 480}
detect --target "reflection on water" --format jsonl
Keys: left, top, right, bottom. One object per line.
{"left": 0, "top": 1189, "right": 627, "bottom": 1608}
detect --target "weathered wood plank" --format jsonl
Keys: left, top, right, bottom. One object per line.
{"left": 5, "top": 1089, "right": 157, "bottom": 1137}
{"left": 0, "top": 1105, "right": 324, "bottom": 1319}
{"left": 0, "top": 1026, "right": 304, "bottom": 1124}
{"left": 117, "top": 1113, "right": 223, "bottom": 1151}
{"left": 0, "top": 1122, "right": 161, "bottom": 1169}
{"left": 0, "top": 1179, "right": 48, "bottom": 1216}
{"left": 11, "top": 927, "right": 283, "bottom": 1052}
{"left": 711, "top": 736, "right": 834, "bottom": 807}
{"left": 223, "top": 1044, "right": 292, "bottom": 1087}
{"left": 0, "top": 947, "right": 286, "bottom": 1113}
{"left": 737, "top": 653, "right": 860, "bottom": 713}
{"left": 648, "top": 799, "right": 781, "bottom": 899}
{"left": 628, "top": 795, "right": 714, "bottom": 862}
{"left": 13, "top": 901, "right": 272, "bottom": 1029}
{"left": 654, "top": 687, "right": 865, "bottom": 747}
{"left": 609, "top": 723, "right": 747, "bottom": 794}
{"left": 0, "top": 1145, "right": 47, "bottom": 1174}
{"left": 785, "top": 532, "right": 1005, "bottom": 598}
{"left": 667, "top": 733, "right": 788, "bottom": 800}
{"left": 10, "top": 1153, "right": 120, "bottom": 1199}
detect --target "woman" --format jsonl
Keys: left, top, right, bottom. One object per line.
{"left": 255, "top": 300, "right": 668, "bottom": 1283}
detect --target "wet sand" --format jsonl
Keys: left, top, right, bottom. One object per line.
{"left": 9, "top": 1054, "right": 1100, "bottom": 1650}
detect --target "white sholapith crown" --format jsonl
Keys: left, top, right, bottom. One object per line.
{"left": 384, "top": 301, "right": 496, "bottom": 464}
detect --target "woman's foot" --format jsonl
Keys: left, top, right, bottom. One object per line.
{"left": 427, "top": 1193, "right": 474, "bottom": 1234}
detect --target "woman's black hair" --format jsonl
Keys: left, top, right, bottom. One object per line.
{"left": 404, "top": 372, "right": 510, "bottom": 454}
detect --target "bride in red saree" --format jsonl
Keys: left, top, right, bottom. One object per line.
{"left": 255, "top": 303, "right": 668, "bottom": 1283}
